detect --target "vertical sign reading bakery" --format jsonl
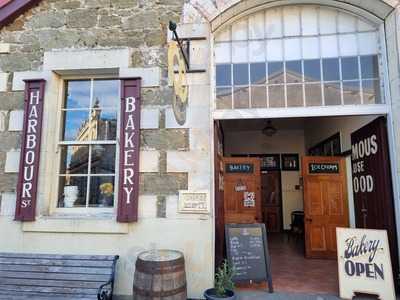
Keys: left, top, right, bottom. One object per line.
{"left": 15, "top": 80, "right": 46, "bottom": 221}
{"left": 350, "top": 117, "right": 398, "bottom": 275}
{"left": 117, "top": 79, "right": 141, "bottom": 222}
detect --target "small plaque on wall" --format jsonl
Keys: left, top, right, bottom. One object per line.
{"left": 178, "top": 190, "right": 209, "bottom": 214}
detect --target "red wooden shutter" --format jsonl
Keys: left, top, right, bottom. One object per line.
{"left": 117, "top": 78, "right": 141, "bottom": 222}
{"left": 15, "top": 79, "right": 46, "bottom": 221}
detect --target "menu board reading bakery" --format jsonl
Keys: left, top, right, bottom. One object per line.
{"left": 225, "top": 223, "right": 273, "bottom": 292}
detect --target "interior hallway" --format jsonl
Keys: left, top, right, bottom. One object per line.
{"left": 268, "top": 233, "right": 339, "bottom": 295}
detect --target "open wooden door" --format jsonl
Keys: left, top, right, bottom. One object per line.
{"left": 262, "top": 171, "right": 282, "bottom": 232}
{"left": 223, "top": 157, "right": 262, "bottom": 224}
{"left": 214, "top": 121, "right": 225, "bottom": 267}
{"left": 302, "top": 156, "right": 349, "bottom": 259}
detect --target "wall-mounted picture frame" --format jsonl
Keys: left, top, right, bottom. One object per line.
{"left": 258, "top": 154, "right": 281, "bottom": 171}
{"left": 281, "top": 154, "right": 300, "bottom": 171}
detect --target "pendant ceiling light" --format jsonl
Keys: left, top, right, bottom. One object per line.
{"left": 262, "top": 120, "right": 277, "bottom": 137}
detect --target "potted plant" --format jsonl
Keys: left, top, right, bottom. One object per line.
{"left": 204, "top": 260, "right": 235, "bottom": 300}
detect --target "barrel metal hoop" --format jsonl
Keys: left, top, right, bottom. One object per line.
{"left": 133, "top": 284, "right": 187, "bottom": 297}
{"left": 135, "top": 257, "right": 185, "bottom": 274}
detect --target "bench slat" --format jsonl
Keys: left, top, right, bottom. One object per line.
{"left": 0, "top": 257, "right": 114, "bottom": 268}
{"left": 0, "top": 278, "right": 103, "bottom": 289}
{"left": 0, "top": 271, "right": 110, "bottom": 282}
{"left": 0, "top": 264, "right": 112, "bottom": 275}
{"left": 0, "top": 253, "right": 115, "bottom": 261}
{"left": 0, "top": 284, "right": 99, "bottom": 295}
{"left": 0, "top": 290, "right": 98, "bottom": 300}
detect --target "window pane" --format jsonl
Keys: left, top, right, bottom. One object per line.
{"left": 216, "top": 64, "right": 231, "bottom": 86}
{"left": 251, "top": 86, "right": 267, "bottom": 108}
{"left": 215, "top": 43, "right": 231, "bottom": 63}
{"left": 91, "top": 145, "right": 116, "bottom": 174}
{"left": 63, "top": 110, "right": 90, "bottom": 141}
{"left": 249, "top": 41, "right": 265, "bottom": 62}
{"left": 304, "top": 59, "right": 321, "bottom": 82}
{"left": 305, "top": 84, "right": 322, "bottom": 106}
{"left": 269, "top": 85, "right": 285, "bottom": 107}
{"left": 323, "top": 58, "right": 340, "bottom": 81}
{"left": 324, "top": 82, "right": 341, "bottom": 105}
{"left": 286, "top": 60, "right": 302, "bottom": 83}
{"left": 343, "top": 81, "right": 361, "bottom": 105}
{"left": 84, "top": 109, "right": 117, "bottom": 141}
{"left": 287, "top": 84, "right": 303, "bottom": 107}
{"left": 58, "top": 176, "right": 88, "bottom": 208}
{"left": 362, "top": 79, "right": 382, "bottom": 104}
{"left": 232, "top": 41, "right": 248, "bottom": 63}
{"left": 360, "top": 55, "right": 379, "bottom": 79}
{"left": 268, "top": 62, "right": 284, "bottom": 84}
{"left": 233, "top": 64, "right": 249, "bottom": 85}
{"left": 216, "top": 87, "right": 232, "bottom": 109}
{"left": 233, "top": 87, "right": 249, "bottom": 108}
{"left": 341, "top": 57, "right": 359, "bottom": 80}
{"left": 65, "top": 81, "right": 91, "bottom": 109}
{"left": 60, "top": 145, "right": 89, "bottom": 175}
{"left": 93, "top": 80, "right": 119, "bottom": 108}
{"left": 250, "top": 63, "right": 266, "bottom": 84}
{"left": 89, "top": 176, "right": 114, "bottom": 207}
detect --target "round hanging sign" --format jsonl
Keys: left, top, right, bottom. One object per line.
{"left": 168, "top": 41, "right": 188, "bottom": 125}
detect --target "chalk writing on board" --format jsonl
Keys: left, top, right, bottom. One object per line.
{"left": 225, "top": 224, "right": 273, "bottom": 292}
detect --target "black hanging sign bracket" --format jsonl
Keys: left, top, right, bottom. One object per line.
{"left": 168, "top": 21, "right": 206, "bottom": 73}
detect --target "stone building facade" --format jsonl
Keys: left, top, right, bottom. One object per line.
{"left": 1, "top": 0, "right": 400, "bottom": 299}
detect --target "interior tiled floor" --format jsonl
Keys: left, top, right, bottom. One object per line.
{"left": 268, "top": 233, "right": 339, "bottom": 295}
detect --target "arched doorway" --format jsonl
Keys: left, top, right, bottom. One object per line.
{"left": 211, "top": 3, "right": 399, "bottom": 295}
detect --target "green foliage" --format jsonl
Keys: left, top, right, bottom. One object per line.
{"left": 215, "top": 260, "right": 235, "bottom": 297}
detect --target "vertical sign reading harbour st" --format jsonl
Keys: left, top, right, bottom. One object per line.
{"left": 15, "top": 80, "right": 46, "bottom": 221}
{"left": 117, "top": 79, "right": 141, "bottom": 222}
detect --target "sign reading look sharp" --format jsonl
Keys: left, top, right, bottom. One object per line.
{"left": 336, "top": 227, "right": 395, "bottom": 300}
{"left": 117, "top": 78, "right": 141, "bottom": 222}
{"left": 15, "top": 80, "right": 46, "bottom": 221}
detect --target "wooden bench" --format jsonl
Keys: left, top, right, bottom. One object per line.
{"left": 0, "top": 252, "right": 119, "bottom": 300}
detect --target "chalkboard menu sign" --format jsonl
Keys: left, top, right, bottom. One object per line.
{"left": 225, "top": 223, "right": 273, "bottom": 292}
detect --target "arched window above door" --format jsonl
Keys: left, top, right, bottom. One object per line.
{"left": 214, "top": 5, "right": 384, "bottom": 110}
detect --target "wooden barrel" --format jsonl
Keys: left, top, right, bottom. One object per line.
{"left": 133, "top": 250, "right": 187, "bottom": 300}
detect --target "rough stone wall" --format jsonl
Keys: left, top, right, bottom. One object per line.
{"left": 0, "top": 0, "right": 187, "bottom": 206}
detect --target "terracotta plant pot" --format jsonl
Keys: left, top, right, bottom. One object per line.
{"left": 204, "top": 288, "right": 235, "bottom": 300}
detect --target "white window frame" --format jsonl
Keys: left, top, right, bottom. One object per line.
{"left": 51, "top": 75, "right": 120, "bottom": 215}
{"left": 213, "top": 5, "right": 386, "bottom": 111}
